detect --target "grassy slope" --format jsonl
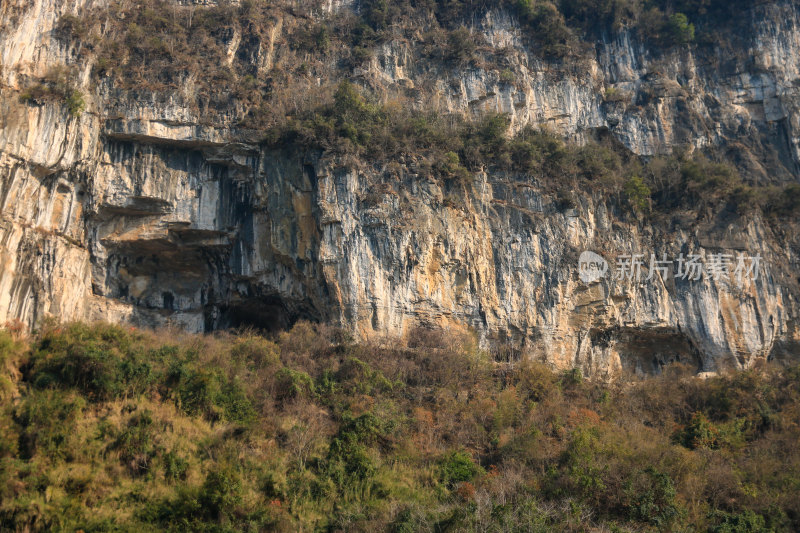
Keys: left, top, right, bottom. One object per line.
{"left": 0, "top": 321, "right": 798, "bottom": 532}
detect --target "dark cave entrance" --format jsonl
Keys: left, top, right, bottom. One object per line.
{"left": 213, "top": 295, "right": 318, "bottom": 334}
{"left": 162, "top": 292, "right": 175, "bottom": 311}
{"left": 608, "top": 327, "right": 704, "bottom": 375}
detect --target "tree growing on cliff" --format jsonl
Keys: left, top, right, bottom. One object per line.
{"left": 624, "top": 175, "right": 651, "bottom": 213}
{"left": 667, "top": 13, "right": 695, "bottom": 45}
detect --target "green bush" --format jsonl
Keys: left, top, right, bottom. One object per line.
{"left": 162, "top": 450, "right": 189, "bottom": 482}
{"left": 624, "top": 468, "right": 683, "bottom": 526}
{"left": 438, "top": 150, "right": 471, "bottom": 182}
{"left": 275, "top": 367, "right": 316, "bottom": 402}
{"left": 324, "top": 412, "right": 388, "bottom": 486}
{"left": 506, "top": 126, "right": 570, "bottom": 174}
{"left": 335, "top": 357, "right": 396, "bottom": 395}
{"left": 65, "top": 90, "right": 85, "bottom": 117}
{"left": 499, "top": 68, "right": 516, "bottom": 84}
{"left": 216, "top": 379, "right": 256, "bottom": 424}
{"left": 0, "top": 331, "right": 20, "bottom": 363}
{"left": 561, "top": 367, "right": 584, "bottom": 387}
{"left": 200, "top": 466, "right": 243, "bottom": 521}
{"left": 333, "top": 81, "right": 371, "bottom": 121}
{"left": 111, "top": 410, "right": 156, "bottom": 476}
{"left": 767, "top": 184, "right": 800, "bottom": 216}
{"left": 516, "top": 0, "right": 574, "bottom": 57}
{"left": 623, "top": 175, "right": 651, "bottom": 213}
{"left": 296, "top": 24, "right": 331, "bottom": 53}
{"left": 18, "top": 66, "right": 84, "bottom": 117}
{"left": 439, "top": 450, "right": 482, "bottom": 487}
{"left": 171, "top": 367, "right": 255, "bottom": 423}
{"left": 228, "top": 336, "right": 279, "bottom": 368}
{"left": 676, "top": 412, "right": 719, "bottom": 450}
{"left": 361, "top": 0, "right": 393, "bottom": 31}
{"left": 514, "top": 361, "right": 560, "bottom": 402}
{"left": 603, "top": 86, "right": 630, "bottom": 103}
{"left": 667, "top": 13, "right": 695, "bottom": 45}
{"left": 447, "top": 27, "right": 477, "bottom": 62}
{"left": 560, "top": 0, "right": 631, "bottom": 32}
{"left": 390, "top": 504, "right": 433, "bottom": 532}
{"left": 327, "top": 440, "right": 377, "bottom": 485}
{"left": 708, "top": 510, "right": 771, "bottom": 533}
{"left": 30, "top": 340, "right": 122, "bottom": 400}
{"left": 14, "top": 390, "right": 86, "bottom": 460}
{"left": 174, "top": 369, "right": 221, "bottom": 418}
{"left": 558, "top": 426, "right": 606, "bottom": 499}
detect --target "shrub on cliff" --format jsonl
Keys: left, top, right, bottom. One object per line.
{"left": 766, "top": 184, "right": 800, "bottom": 217}
{"left": 516, "top": 0, "right": 575, "bottom": 57}
{"left": 19, "top": 66, "right": 84, "bottom": 117}
{"left": 623, "top": 175, "right": 651, "bottom": 213}
{"left": 667, "top": 13, "right": 695, "bottom": 45}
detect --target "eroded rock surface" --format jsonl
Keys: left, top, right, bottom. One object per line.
{"left": 1, "top": 0, "right": 799, "bottom": 376}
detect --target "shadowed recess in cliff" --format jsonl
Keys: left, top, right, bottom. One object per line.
{"left": 99, "top": 247, "right": 217, "bottom": 311}
{"left": 214, "top": 293, "right": 320, "bottom": 333}
{"left": 591, "top": 326, "right": 704, "bottom": 375}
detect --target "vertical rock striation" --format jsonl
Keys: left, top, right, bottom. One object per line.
{"left": 0, "top": 0, "right": 798, "bottom": 376}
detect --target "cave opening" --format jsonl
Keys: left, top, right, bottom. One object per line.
{"left": 213, "top": 295, "right": 315, "bottom": 334}
{"left": 612, "top": 327, "right": 703, "bottom": 375}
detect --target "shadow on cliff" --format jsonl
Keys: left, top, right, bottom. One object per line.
{"left": 213, "top": 296, "right": 321, "bottom": 334}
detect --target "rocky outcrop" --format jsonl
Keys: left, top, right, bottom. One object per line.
{"left": 358, "top": 3, "right": 800, "bottom": 183}
{"left": 0, "top": 0, "right": 798, "bottom": 377}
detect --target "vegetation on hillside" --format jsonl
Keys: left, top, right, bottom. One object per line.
{"left": 1, "top": 321, "right": 799, "bottom": 531}
{"left": 49, "top": 0, "right": 764, "bottom": 116}
{"left": 270, "top": 84, "right": 799, "bottom": 220}
{"left": 53, "top": 0, "right": 755, "bottom": 86}
{"left": 18, "top": 65, "right": 85, "bottom": 117}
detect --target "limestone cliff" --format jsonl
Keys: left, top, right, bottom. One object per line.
{"left": 1, "top": 0, "right": 799, "bottom": 376}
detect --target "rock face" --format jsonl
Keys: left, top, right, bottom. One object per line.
{"left": 0, "top": 0, "right": 798, "bottom": 377}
